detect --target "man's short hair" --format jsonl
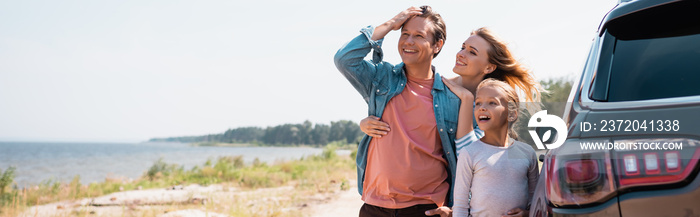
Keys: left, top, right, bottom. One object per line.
{"left": 413, "top": 5, "right": 446, "bottom": 58}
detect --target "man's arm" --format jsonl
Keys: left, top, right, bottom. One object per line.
{"left": 333, "top": 27, "right": 382, "bottom": 102}
{"left": 333, "top": 7, "right": 423, "bottom": 102}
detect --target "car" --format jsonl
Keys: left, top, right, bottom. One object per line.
{"left": 528, "top": 0, "right": 700, "bottom": 216}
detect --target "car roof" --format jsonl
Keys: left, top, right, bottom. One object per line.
{"left": 598, "top": 0, "right": 686, "bottom": 36}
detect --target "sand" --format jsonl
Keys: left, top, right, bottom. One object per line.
{"left": 20, "top": 182, "right": 363, "bottom": 217}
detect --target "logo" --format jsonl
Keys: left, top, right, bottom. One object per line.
{"left": 528, "top": 110, "right": 567, "bottom": 150}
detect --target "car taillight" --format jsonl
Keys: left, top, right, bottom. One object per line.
{"left": 545, "top": 138, "right": 700, "bottom": 207}
{"left": 565, "top": 159, "right": 599, "bottom": 184}
{"left": 613, "top": 138, "right": 700, "bottom": 189}
{"left": 545, "top": 139, "right": 616, "bottom": 207}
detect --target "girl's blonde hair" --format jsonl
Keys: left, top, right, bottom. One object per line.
{"left": 471, "top": 27, "right": 541, "bottom": 103}
{"left": 477, "top": 78, "right": 520, "bottom": 139}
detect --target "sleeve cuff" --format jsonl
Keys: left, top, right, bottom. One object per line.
{"left": 360, "top": 25, "right": 384, "bottom": 64}
{"left": 455, "top": 130, "right": 478, "bottom": 144}
{"left": 455, "top": 128, "right": 484, "bottom": 154}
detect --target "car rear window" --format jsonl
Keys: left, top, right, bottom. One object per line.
{"left": 607, "top": 33, "right": 700, "bottom": 102}
{"left": 592, "top": 0, "right": 700, "bottom": 102}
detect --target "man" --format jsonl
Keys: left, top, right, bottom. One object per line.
{"left": 334, "top": 6, "right": 458, "bottom": 217}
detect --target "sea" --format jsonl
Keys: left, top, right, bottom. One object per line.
{"left": 0, "top": 141, "right": 344, "bottom": 188}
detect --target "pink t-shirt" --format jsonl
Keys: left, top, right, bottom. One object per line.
{"left": 362, "top": 74, "right": 449, "bottom": 209}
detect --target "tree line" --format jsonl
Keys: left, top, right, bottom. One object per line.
{"left": 149, "top": 120, "right": 363, "bottom": 146}
{"left": 152, "top": 77, "right": 573, "bottom": 148}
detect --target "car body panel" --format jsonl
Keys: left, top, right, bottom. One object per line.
{"left": 528, "top": 0, "right": 700, "bottom": 216}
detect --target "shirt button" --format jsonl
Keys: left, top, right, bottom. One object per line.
{"left": 435, "top": 104, "right": 438, "bottom": 107}
{"left": 449, "top": 128, "right": 453, "bottom": 132}
{"left": 376, "top": 90, "right": 380, "bottom": 92}
{"left": 400, "top": 84, "right": 404, "bottom": 86}
{"left": 440, "top": 129, "right": 443, "bottom": 132}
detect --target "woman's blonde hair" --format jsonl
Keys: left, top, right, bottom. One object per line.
{"left": 471, "top": 27, "right": 541, "bottom": 103}
{"left": 477, "top": 78, "right": 520, "bottom": 140}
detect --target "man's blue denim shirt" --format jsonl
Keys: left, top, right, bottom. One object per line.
{"left": 333, "top": 26, "right": 461, "bottom": 207}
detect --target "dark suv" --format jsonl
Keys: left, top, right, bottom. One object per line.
{"left": 529, "top": 0, "right": 700, "bottom": 216}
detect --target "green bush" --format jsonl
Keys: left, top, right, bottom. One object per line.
{"left": 0, "top": 166, "right": 15, "bottom": 195}
{"left": 146, "top": 158, "right": 179, "bottom": 181}
{"left": 0, "top": 166, "right": 16, "bottom": 206}
{"left": 350, "top": 149, "right": 357, "bottom": 160}
{"left": 322, "top": 145, "right": 337, "bottom": 160}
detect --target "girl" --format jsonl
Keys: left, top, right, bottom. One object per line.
{"left": 446, "top": 78, "right": 538, "bottom": 217}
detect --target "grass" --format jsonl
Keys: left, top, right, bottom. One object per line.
{"left": 0, "top": 145, "right": 357, "bottom": 217}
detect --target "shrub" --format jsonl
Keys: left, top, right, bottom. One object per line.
{"left": 0, "top": 166, "right": 15, "bottom": 195}
{"left": 322, "top": 145, "right": 337, "bottom": 160}
{"left": 146, "top": 158, "right": 178, "bottom": 181}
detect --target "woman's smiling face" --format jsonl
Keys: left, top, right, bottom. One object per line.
{"left": 453, "top": 35, "right": 494, "bottom": 77}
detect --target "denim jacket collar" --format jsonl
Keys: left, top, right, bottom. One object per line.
{"left": 431, "top": 67, "right": 446, "bottom": 91}
{"left": 392, "top": 63, "right": 446, "bottom": 91}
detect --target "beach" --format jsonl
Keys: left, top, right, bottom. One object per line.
{"left": 18, "top": 181, "right": 363, "bottom": 217}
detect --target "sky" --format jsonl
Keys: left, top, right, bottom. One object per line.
{"left": 0, "top": 0, "right": 618, "bottom": 142}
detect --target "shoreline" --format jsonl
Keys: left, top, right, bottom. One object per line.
{"left": 2, "top": 144, "right": 349, "bottom": 188}
{"left": 189, "top": 142, "right": 358, "bottom": 150}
